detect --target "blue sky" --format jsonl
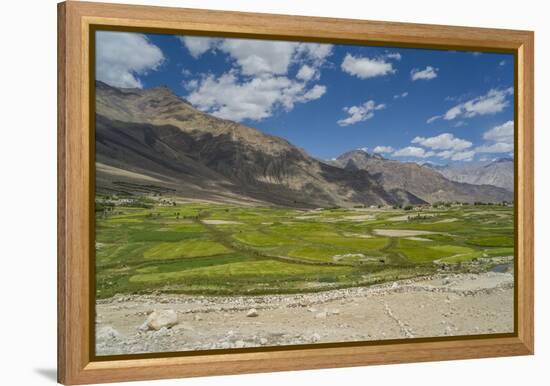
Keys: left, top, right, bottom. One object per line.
{"left": 96, "top": 30, "right": 514, "bottom": 163}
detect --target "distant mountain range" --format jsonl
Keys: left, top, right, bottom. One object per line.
{"left": 95, "top": 81, "right": 513, "bottom": 208}
{"left": 331, "top": 150, "right": 512, "bottom": 204}
{"left": 423, "top": 159, "right": 514, "bottom": 192}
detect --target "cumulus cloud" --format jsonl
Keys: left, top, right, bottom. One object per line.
{"left": 373, "top": 146, "right": 395, "bottom": 154}
{"left": 411, "top": 66, "right": 438, "bottom": 81}
{"left": 452, "top": 151, "right": 475, "bottom": 161}
{"left": 187, "top": 71, "right": 326, "bottom": 121}
{"left": 337, "top": 100, "right": 386, "bottom": 126}
{"left": 483, "top": 120, "right": 514, "bottom": 144}
{"left": 475, "top": 120, "right": 514, "bottom": 153}
{"left": 443, "top": 88, "right": 513, "bottom": 120}
{"left": 475, "top": 142, "right": 514, "bottom": 154}
{"left": 179, "top": 37, "right": 333, "bottom": 77}
{"left": 179, "top": 38, "right": 332, "bottom": 121}
{"left": 341, "top": 54, "right": 396, "bottom": 79}
{"left": 438, "top": 150, "right": 475, "bottom": 161}
{"left": 219, "top": 39, "right": 299, "bottom": 76}
{"left": 412, "top": 133, "right": 472, "bottom": 151}
{"left": 383, "top": 121, "right": 513, "bottom": 162}
{"left": 96, "top": 31, "right": 165, "bottom": 88}
{"left": 295, "top": 43, "right": 334, "bottom": 65}
{"left": 178, "top": 36, "right": 221, "bottom": 58}
{"left": 296, "top": 64, "right": 317, "bottom": 81}
{"left": 393, "top": 146, "right": 435, "bottom": 158}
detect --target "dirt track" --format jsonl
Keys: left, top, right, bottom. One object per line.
{"left": 95, "top": 270, "right": 514, "bottom": 356}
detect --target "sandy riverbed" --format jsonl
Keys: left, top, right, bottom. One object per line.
{"left": 95, "top": 270, "right": 514, "bottom": 356}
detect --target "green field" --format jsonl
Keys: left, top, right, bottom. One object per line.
{"left": 95, "top": 197, "right": 514, "bottom": 298}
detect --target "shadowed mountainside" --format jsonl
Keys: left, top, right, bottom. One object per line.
{"left": 95, "top": 81, "right": 425, "bottom": 208}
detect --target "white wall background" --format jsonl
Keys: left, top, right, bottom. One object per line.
{"left": 0, "top": 0, "right": 546, "bottom": 384}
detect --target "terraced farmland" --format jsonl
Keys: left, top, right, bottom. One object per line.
{"left": 95, "top": 199, "right": 514, "bottom": 299}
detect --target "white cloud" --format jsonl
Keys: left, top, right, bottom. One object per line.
{"left": 295, "top": 43, "right": 334, "bottom": 64}
{"left": 187, "top": 71, "right": 326, "bottom": 121}
{"left": 337, "top": 100, "right": 386, "bottom": 126}
{"left": 437, "top": 149, "right": 475, "bottom": 161}
{"left": 475, "top": 142, "right": 514, "bottom": 154}
{"left": 412, "top": 133, "right": 472, "bottom": 151}
{"left": 385, "top": 52, "right": 402, "bottom": 60}
{"left": 179, "top": 37, "right": 333, "bottom": 78}
{"left": 483, "top": 120, "right": 514, "bottom": 144}
{"left": 179, "top": 38, "right": 332, "bottom": 122}
{"left": 474, "top": 120, "right": 514, "bottom": 154}
{"left": 449, "top": 150, "right": 475, "bottom": 161}
{"left": 443, "top": 88, "right": 513, "bottom": 120}
{"left": 393, "top": 91, "right": 408, "bottom": 99}
{"left": 219, "top": 39, "right": 298, "bottom": 76}
{"left": 373, "top": 146, "right": 395, "bottom": 154}
{"left": 178, "top": 36, "right": 221, "bottom": 58}
{"left": 301, "top": 84, "right": 327, "bottom": 100}
{"left": 411, "top": 66, "right": 438, "bottom": 81}
{"left": 426, "top": 115, "right": 441, "bottom": 124}
{"left": 393, "top": 146, "right": 434, "bottom": 158}
{"left": 96, "top": 31, "right": 164, "bottom": 88}
{"left": 436, "top": 150, "right": 454, "bottom": 159}
{"left": 296, "top": 64, "right": 317, "bottom": 81}
{"left": 341, "top": 54, "right": 395, "bottom": 79}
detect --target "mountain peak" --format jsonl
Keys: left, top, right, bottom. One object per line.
{"left": 95, "top": 80, "right": 192, "bottom": 106}
{"left": 336, "top": 149, "right": 385, "bottom": 162}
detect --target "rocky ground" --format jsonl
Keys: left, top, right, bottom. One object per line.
{"left": 95, "top": 270, "right": 514, "bottom": 356}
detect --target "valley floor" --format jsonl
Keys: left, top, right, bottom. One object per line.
{"left": 96, "top": 269, "right": 514, "bottom": 356}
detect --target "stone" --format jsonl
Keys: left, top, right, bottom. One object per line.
{"left": 315, "top": 311, "right": 327, "bottom": 319}
{"left": 97, "top": 326, "right": 120, "bottom": 341}
{"left": 246, "top": 308, "right": 259, "bottom": 317}
{"left": 143, "top": 309, "right": 178, "bottom": 331}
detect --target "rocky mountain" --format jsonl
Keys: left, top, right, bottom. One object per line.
{"left": 333, "top": 150, "right": 512, "bottom": 204}
{"left": 95, "top": 81, "right": 424, "bottom": 208}
{"left": 428, "top": 158, "right": 514, "bottom": 192}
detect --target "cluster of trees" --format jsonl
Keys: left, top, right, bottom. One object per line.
{"left": 407, "top": 213, "right": 432, "bottom": 221}
{"left": 473, "top": 201, "right": 513, "bottom": 206}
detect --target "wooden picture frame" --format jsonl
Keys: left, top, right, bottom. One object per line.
{"left": 58, "top": 1, "right": 534, "bottom": 384}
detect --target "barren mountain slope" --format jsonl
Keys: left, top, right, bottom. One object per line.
{"left": 334, "top": 150, "right": 512, "bottom": 203}
{"left": 95, "top": 81, "right": 424, "bottom": 207}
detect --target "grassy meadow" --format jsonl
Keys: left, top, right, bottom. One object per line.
{"left": 95, "top": 197, "right": 514, "bottom": 299}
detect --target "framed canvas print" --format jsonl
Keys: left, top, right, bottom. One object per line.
{"left": 57, "top": 1, "right": 534, "bottom": 384}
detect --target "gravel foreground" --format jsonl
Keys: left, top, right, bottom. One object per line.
{"left": 96, "top": 270, "right": 514, "bottom": 356}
